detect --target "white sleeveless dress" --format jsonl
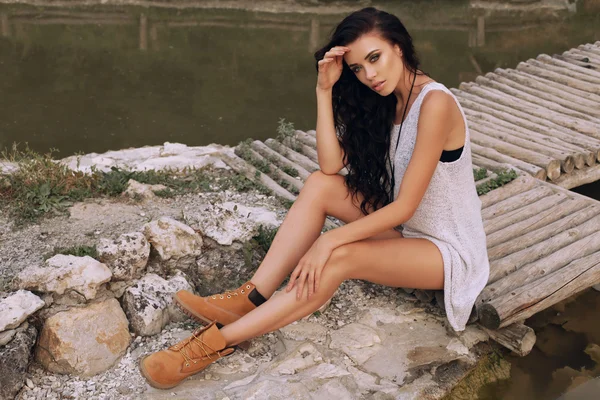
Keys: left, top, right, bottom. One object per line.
{"left": 388, "top": 82, "right": 490, "bottom": 331}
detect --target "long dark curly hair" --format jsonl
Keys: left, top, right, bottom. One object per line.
{"left": 314, "top": 7, "right": 427, "bottom": 215}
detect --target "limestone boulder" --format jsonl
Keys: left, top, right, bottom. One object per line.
{"left": 279, "top": 321, "right": 328, "bottom": 344}
{"left": 35, "top": 298, "right": 131, "bottom": 377}
{"left": 184, "top": 201, "right": 280, "bottom": 246}
{"left": 0, "top": 290, "right": 45, "bottom": 332}
{"left": 124, "top": 179, "right": 167, "bottom": 200}
{"left": 17, "top": 255, "right": 112, "bottom": 301}
{"left": 142, "top": 217, "right": 202, "bottom": 269}
{"left": 0, "top": 322, "right": 37, "bottom": 400}
{"left": 97, "top": 231, "right": 150, "bottom": 280}
{"left": 122, "top": 272, "right": 192, "bottom": 336}
{"left": 329, "top": 323, "right": 383, "bottom": 365}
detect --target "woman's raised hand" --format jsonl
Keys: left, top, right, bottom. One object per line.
{"left": 317, "top": 46, "right": 350, "bottom": 91}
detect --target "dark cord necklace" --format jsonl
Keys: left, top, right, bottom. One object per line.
{"left": 388, "top": 71, "right": 417, "bottom": 203}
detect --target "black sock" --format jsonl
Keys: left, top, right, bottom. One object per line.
{"left": 248, "top": 288, "right": 267, "bottom": 307}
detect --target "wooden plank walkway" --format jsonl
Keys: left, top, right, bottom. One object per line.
{"left": 453, "top": 41, "right": 600, "bottom": 189}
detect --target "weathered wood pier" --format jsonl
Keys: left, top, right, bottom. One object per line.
{"left": 454, "top": 41, "right": 600, "bottom": 189}
{"left": 221, "top": 41, "right": 600, "bottom": 357}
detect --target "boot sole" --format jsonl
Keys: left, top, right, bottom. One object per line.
{"left": 174, "top": 296, "right": 251, "bottom": 351}
{"left": 139, "top": 349, "right": 237, "bottom": 390}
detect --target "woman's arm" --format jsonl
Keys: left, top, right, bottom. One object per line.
{"left": 324, "top": 90, "right": 456, "bottom": 247}
{"left": 315, "top": 87, "right": 345, "bottom": 175}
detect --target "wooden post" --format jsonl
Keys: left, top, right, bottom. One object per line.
{"left": 139, "top": 14, "right": 148, "bottom": 51}
{"left": 477, "top": 16, "right": 485, "bottom": 47}
{"left": 309, "top": 18, "right": 319, "bottom": 53}
{"left": 482, "top": 324, "right": 536, "bottom": 357}
{"left": 1, "top": 13, "right": 9, "bottom": 38}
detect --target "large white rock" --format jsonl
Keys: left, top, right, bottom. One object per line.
{"left": 59, "top": 142, "right": 230, "bottom": 174}
{"left": 35, "top": 298, "right": 131, "bottom": 377}
{"left": 0, "top": 290, "right": 45, "bottom": 332}
{"left": 17, "top": 255, "right": 112, "bottom": 300}
{"left": 279, "top": 321, "right": 328, "bottom": 344}
{"left": 329, "top": 323, "right": 382, "bottom": 365}
{"left": 185, "top": 201, "right": 281, "bottom": 245}
{"left": 142, "top": 217, "right": 203, "bottom": 268}
{"left": 122, "top": 272, "right": 192, "bottom": 336}
{"left": 97, "top": 231, "right": 150, "bottom": 281}
{"left": 267, "top": 342, "right": 323, "bottom": 376}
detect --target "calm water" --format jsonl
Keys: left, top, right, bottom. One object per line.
{"left": 0, "top": 0, "right": 599, "bottom": 158}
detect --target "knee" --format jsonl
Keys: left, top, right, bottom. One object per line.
{"left": 302, "top": 170, "right": 332, "bottom": 192}
{"left": 323, "top": 244, "right": 353, "bottom": 280}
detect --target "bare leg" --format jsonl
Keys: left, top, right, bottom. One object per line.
{"left": 250, "top": 171, "right": 401, "bottom": 298}
{"left": 220, "top": 236, "right": 444, "bottom": 347}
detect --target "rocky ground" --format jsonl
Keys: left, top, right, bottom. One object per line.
{"left": 0, "top": 142, "right": 498, "bottom": 400}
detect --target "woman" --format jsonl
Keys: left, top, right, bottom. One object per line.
{"left": 140, "top": 7, "right": 490, "bottom": 389}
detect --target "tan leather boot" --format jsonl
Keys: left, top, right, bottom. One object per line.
{"left": 174, "top": 281, "right": 259, "bottom": 327}
{"left": 139, "top": 322, "right": 235, "bottom": 389}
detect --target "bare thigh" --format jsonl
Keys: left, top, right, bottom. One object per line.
{"left": 311, "top": 172, "right": 402, "bottom": 240}
{"left": 329, "top": 237, "right": 444, "bottom": 290}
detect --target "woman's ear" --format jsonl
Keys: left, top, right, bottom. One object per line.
{"left": 394, "top": 44, "right": 403, "bottom": 57}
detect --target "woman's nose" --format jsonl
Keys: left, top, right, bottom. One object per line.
{"left": 365, "top": 66, "right": 377, "bottom": 80}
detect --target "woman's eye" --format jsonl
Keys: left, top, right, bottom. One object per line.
{"left": 370, "top": 54, "right": 380, "bottom": 62}
{"left": 352, "top": 67, "right": 361, "bottom": 73}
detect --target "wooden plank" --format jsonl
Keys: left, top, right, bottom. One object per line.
{"left": 241, "top": 147, "right": 304, "bottom": 193}
{"left": 480, "top": 230, "right": 600, "bottom": 303}
{"left": 481, "top": 186, "right": 555, "bottom": 220}
{"left": 479, "top": 174, "right": 537, "bottom": 208}
{"left": 479, "top": 252, "right": 600, "bottom": 329}
{"left": 484, "top": 192, "right": 568, "bottom": 234}
{"left": 552, "top": 163, "right": 600, "bottom": 190}
{"left": 465, "top": 108, "right": 600, "bottom": 161}
{"left": 461, "top": 82, "right": 600, "bottom": 138}
{"left": 516, "top": 61, "right": 600, "bottom": 95}
{"left": 472, "top": 142, "right": 546, "bottom": 180}
{"left": 220, "top": 153, "right": 296, "bottom": 201}
{"left": 472, "top": 117, "right": 592, "bottom": 168}
{"left": 488, "top": 213, "right": 600, "bottom": 283}
{"left": 265, "top": 138, "right": 320, "bottom": 173}
{"left": 526, "top": 58, "right": 600, "bottom": 85}
{"left": 251, "top": 141, "right": 311, "bottom": 180}
{"left": 486, "top": 201, "right": 592, "bottom": 251}
{"left": 468, "top": 118, "right": 578, "bottom": 172}
{"left": 456, "top": 89, "right": 600, "bottom": 141}
{"left": 482, "top": 324, "right": 536, "bottom": 357}
{"left": 470, "top": 128, "right": 561, "bottom": 180}
{"left": 495, "top": 68, "right": 600, "bottom": 106}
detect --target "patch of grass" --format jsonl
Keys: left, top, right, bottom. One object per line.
{"left": 281, "top": 165, "right": 299, "bottom": 178}
{"left": 0, "top": 143, "right": 268, "bottom": 224}
{"left": 473, "top": 167, "right": 488, "bottom": 181}
{"left": 281, "top": 199, "right": 295, "bottom": 210}
{"left": 476, "top": 169, "right": 518, "bottom": 196}
{"left": 45, "top": 245, "right": 98, "bottom": 260}
{"left": 252, "top": 225, "right": 279, "bottom": 253}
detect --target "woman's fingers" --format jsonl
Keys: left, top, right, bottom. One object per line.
{"left": 287, "top": 265, "right": 301, "bottom": 291}
{"left": 296, "top": 270, "right": 308, "bottom": 300}
{"left": 308, "top": 269, "right": 315, "bottom": 300}
{"left": 314, "top": 267, "right": 322, "bottom": 293}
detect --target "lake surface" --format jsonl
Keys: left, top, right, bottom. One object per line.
{"left": 0, "top": 0, "right": 599, "bottom": 158}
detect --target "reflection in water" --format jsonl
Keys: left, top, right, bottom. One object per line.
{"left": 0, "top": 0, "right": 598, "bottom": 160}
{"left": 478, "top": 288, "right": 600, "bottom": 400}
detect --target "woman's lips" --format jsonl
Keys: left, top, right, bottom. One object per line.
{"left": 372, "top": 80, "right": 386, "bottom": 91}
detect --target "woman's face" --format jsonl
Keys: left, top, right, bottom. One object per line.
{"left": 343, "top": 33, "right": 404, "bottom": 96}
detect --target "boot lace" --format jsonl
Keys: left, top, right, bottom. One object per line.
{"left": 211, "top": 284, "right": 252, "bottom": 300}
{"left": 171, "top": 329, "right": 224, "bottom": 367}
